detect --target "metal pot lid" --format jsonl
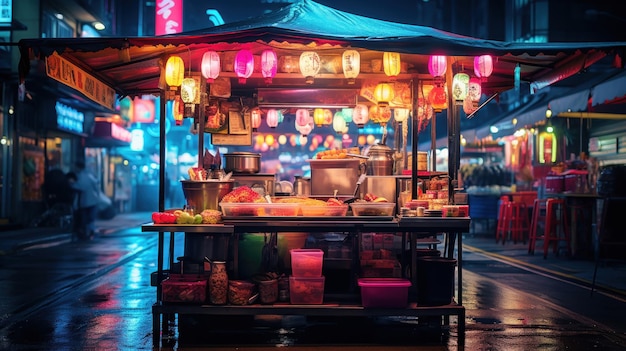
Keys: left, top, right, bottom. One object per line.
{"left": 368, "top": 144, "right": 394, "bottom": 153}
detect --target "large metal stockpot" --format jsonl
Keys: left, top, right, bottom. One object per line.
{"left": 223, "top": 152, "right": 261, "bottom": 173}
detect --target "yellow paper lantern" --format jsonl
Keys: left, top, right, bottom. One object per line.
{"left": 383, "top": 52, "right": 401, "bottom": 78}
{"left": 374, "top": 82, "right": 394, "bottom": 107}
{"left": 299, "top": 51, "right": 321, "bottom": 84}
{"left": 165, "top": 55, "right": 184, "bottom": 88}
{"left": 342, "top": 50, "right": 360, "bottom": 84}
{"left": 313, "top": 108, "right": 325, "bottom": 127}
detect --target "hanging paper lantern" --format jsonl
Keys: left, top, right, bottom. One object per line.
{"left": 417, "top": 98, "right": 433, "bottom": 121}
{"left": 394, "top": 108, "right": 409, "bottom": 123}
{"left": 383, "top": 52, "right": 401, "bottom": 78}
{"left": 333, "top": 112, "right": 347, "bottom": 133}
{"left": 234, "top": 49, "right": 254, "bottom": 84}
{"left": 251, "top": 108, "right": 262, "bottom": 131}
{"left": 452, "top": 73, "right": 470, "bottom": 101}
{"left": 172, "top": 95, "right": 184, "bottom": 125}
{"left": 266, "top": 109, "right": 279, "bottom": 128}
{"left": 374, "top": 82, "right": 394, "bottom": 107}
{"left": 277, "top": 110, "right": 284, "bottom": 123}
{"left": 299, "top": 121, "right": 313, "bottom": 136}
{"left": 474, "top": 55, "right": 493, "bottom": 79}
{"left": 261, "top": 50, "right": 278, "bottom": 84}
{"left": 323, "top": 109, "right": 333, "bottom": 125}
{"left": 299, "top": 51, "right": 321, "bottom": 84}
{"left": 295, "top": 109, "right": 310, "bottom": 127}
{"left": 468, "top": 77, "right": 482, "bottom": 103}
{"left": 428, "top": 55, "right": 447, "bottom": 78}
{"left": 342, "top": 50, "right": 360, "bottom": 84}
{"left": 341, "top": 108, "right": 353, "bottom": 122}
{"left": 278, "top": 134, "right": 287, "bottom": 145}
{"left": 428, "top": 86, "right": 448, "bottom": 112}
{"left": 201, "top": 51, "right": 220, "bottom": 83}
{"left": 369, "top": 105, "right": 392, "bottom": 125}
{"left": 165, "top": 55, "right": 184, "bottom": 87}
{"left": 180, "top": 78, "right": 198, "bottom": 104}
{"left": 352, "top": 104, "right": 369, "bottom": 128}
{"left": 463, "top": 95, "right": 478, "bottom": 115}
{"left": 313, "top": 108, "right": 325, "bottom": 127}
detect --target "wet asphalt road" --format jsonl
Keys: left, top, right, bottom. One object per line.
{"left": 0, "top": 226, "right": 625, "bottom": 351}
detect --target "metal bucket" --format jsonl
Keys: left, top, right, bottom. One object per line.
{"left": 181, "top": 180, "right": 234, "bottom": 212}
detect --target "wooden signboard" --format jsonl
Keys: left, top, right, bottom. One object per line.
{"left": 210, "top": 110, "right": 253, "bottom": 146}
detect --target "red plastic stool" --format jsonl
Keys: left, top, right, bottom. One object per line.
{"left": 495, "top": 196, "right": 510, "bottom": 244}
{"left": 508, "top": 201, "right": 529, "bottom": 244}
{"left": 528, "top": 198, "right": 548, "bottom": 254}
{"left": 542, "top": 198, "right": 571, "bottom": 259}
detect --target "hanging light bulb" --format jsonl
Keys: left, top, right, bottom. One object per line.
{"left": 165, "top": 55, "right": 184, "bottom": 88}
{"left": 201, "top": 51, "right": 220, "bottom": 83}
{"left": 342, "top": 49, "right": 360, "bottom": 84}
{"left": 234, "top": 49, "right": 254, "bottom": 84}
{"left": 261, "top": 50, "right": 278, "bottom": 84}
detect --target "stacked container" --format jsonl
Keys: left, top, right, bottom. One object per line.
{"left": 289, "top": 249, "right": 325, "bottom": 304}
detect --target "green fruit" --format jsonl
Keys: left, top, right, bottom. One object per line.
{"left": 194, "top": 214, "right": 202, "bottom": 224}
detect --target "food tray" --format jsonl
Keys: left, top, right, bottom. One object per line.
{"left": 219, "top": 202, "right": 300, "bottom": 217}
{"left": 350, "top": 202, "right": 396, "bottom": 216}
{"left": 300, "top": 204, "right": 349, "bottom": 217}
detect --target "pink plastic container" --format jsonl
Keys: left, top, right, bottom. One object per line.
{"left": 358, "top": 278, "right": 411, "bottom": 308}
{"left": 289, "top": 276, "right": 325, "bottom": 304}
{"left": 290, "top": 249, "right": 324, "bottom": 277}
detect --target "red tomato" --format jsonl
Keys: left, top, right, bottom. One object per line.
{"left": 151, "top": 212, "right": 162, "bottom": 224}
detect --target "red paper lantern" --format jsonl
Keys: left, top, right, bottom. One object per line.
{"left": 474, "top": 55, "right": 493, "bottom": 79}
{"left": 428, "top": 86, "right": 448, "bottom": 112}
{"left": 234, "top": 50, "right": 254, "bottom": 84}
{"left": 428, "top": 55, "right": 447, "bottom": 77}
{"left": 261, "top": 50, "right": 278, "bottom": 84}
{"left": 201, "top": 51, "right": 220, "bottom": 83}
{"left": 266, "top": 109, "right": 279, "bottom": 128}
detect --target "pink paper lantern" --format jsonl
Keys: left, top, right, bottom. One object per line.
{"left": 352, "top": 104, "right": 369, "bottom": 128}
{"left": 261, "top": 50, "right": 278, "bottom": 84}
{"left": 428, "top": 55, "right": 447, "bottom": 77}
{"left": 474, "top": 55, "right": 493, "bottom": 79}
{"left": 251, "top": 108, "right": 262, "bottom": 130}
{"left": 266, "top": 109, "right": 279, "bottom": 128}
{"left": 295, "top": 109, "right": 310, "bottom": 126}
{"left": 468, "top": 77, "right": 482, "bottom": 102}
{"left": 234, "top": 49, "right": 254, "bottom": 84}
{"left": 201, "top": 51, "right": 220, "bottom": 83}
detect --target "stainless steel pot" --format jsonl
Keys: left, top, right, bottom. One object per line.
{"left": 223, "top": 152, "right": 261, "bottom": 173}
{"left": 366, "top": 144, "right": 395, "bottom": 176}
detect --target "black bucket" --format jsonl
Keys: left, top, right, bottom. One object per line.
{"left": 416, "top": 256, "right": 457, "bottom": 306}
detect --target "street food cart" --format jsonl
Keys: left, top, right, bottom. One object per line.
{"left": 17, "top": 1, "right": 626, "bottom": 348}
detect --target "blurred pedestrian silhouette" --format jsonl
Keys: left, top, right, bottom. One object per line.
{"left": 71, "top": 161, "right": 100, "bottom": 240}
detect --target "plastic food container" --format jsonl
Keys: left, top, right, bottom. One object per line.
{"left": 358, "top": 278, "right": 411, "bottom": 308}
{"left": 300, "top": 204, "right": 348, "bottom": 217}
{"left": 289, "top": 276, "right": 325, "bottom": 304}
{"left": 290, "top": 249, "right": 324, "bottom": 277}
{"left": 161, "top": 275, "right": 208, "bottom": 304}
{"left": 219, "top": 202, "right": 300, "bottom": 217}
{"left": 350, "top": 202, "right": 396, "bottom": 216}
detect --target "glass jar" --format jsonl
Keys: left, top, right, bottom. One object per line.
{"left": 209, "top": 261, "right": 228, "bottom": 305}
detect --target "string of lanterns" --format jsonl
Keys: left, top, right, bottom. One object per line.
{"left": 164, "top": 49, "right": 493, "bottom": 132}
